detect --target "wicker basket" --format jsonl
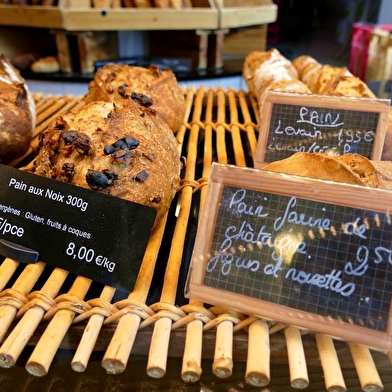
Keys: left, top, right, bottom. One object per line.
{"left": 1, "top": 87, "right": 392, "bottom": 391}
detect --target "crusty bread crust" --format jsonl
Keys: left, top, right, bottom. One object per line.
{"left": 33, "top": 97, "right": 182, "bottom": 226}
{"left": 84, "top": 63, "right": 186, "bottom": 132}
{"left": 381, "top": 108, "right": 392, "bottom": 161}
{"left": 0, "top": 54, "right": 36, "bottom": 163}
{"left": 242, "top": 48, "right": 304, "bottom": 98}
{"left": 264, "top": 152, "right": 392, "bottom": 190}
{"left": 292, "top": 55, "right": 375, "bottom": 98}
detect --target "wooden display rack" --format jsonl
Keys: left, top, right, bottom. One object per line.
{"left": 0, "top": 0, "right": 277, "bottom": 72}
{"left": 2, "top": 87, "right": 392, "bottom": 391}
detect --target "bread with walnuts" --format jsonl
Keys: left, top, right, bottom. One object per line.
{"left": 0, "top": 54, "right": 36, "bottom": 163}
{"left": 84, "top": 63, "right": 186, "bottom": 132}
{"left": 33, "top": 95, "right": 182, "bottom": 226}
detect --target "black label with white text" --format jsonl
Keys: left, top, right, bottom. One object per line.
{"left": 0, "top": 165, "right": 156, "bottom": 292}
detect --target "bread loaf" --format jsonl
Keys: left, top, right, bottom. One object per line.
{"left": 292, "top": 55, "right": 375, "bottom": 98}
{"left": 292, "top": 55, "right": 321, "bottom": 82}
{"left": 381, "top": 108, "right": 392, "bottom": 161}
{"left": 30, "top": 56, "right": 60, "bottom": 74}
{"left": 33, "top": 95, "right": 182, "bottom": 226}
{"left": 244, "top": 50, "right": 376, "bottom": 104}
{"left": 0, "top": 54, "right": 36, "bottom": 163}
{"left": 84, "top": 63, "right": 186, "bottom": 132}
{"left": 264, "top": 152, "right": 392, "bottom": 190}
{"left": 242, "top": 48, "right": 309, "bottom": 99}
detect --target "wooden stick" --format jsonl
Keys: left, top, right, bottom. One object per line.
{"left": 181, "top": 318, "right": 203, "bottom": 382}
{"left": 284, "top": 326, "right": 309, "bottom": 389}
{"left": 146, "top": 187, "right": 192, "bottom": 378}
{"left": 147, "top": 86, "right": 205, "bottom": 378}
{"left": 348, "top": 343, "right": 383, "bottom": 392}
{"left": 101, "top": 214, "right": 167, "bottom": 374}
{"left": 25, "top": 276, "right": 92, "bottom": 377}
{"left": 181, "top": 87, "right": 212, "bottom": 382}
{"left": 315, "top": 334, "right": 346, "bottom": 392}
{"left": 238, "top": 89, "right": 258, "bottom": 161}
{"left": 71, "top": 285, "right": 116, "bottom": 372}
{"left": 215, "top": 87, "right": 228, "bottom": 164}
{"left": 0, "top": 258, "right": 20, "bottom": 291}
{"left": 0, "top": 261, "right": 46, "bottom": 343}
{"left": 228, "top": 88, "right": 246, "bottom": 167}
{"left": 0, "top": 267, "right": 68, "bottom": 368}
{"left": 245, "top": 320, "right": 270, "bottom": 387}
{"left": 147, "top": 317, "right": 173, "bottom": 378}
{"left": 212, "top": 320, "right": 233, "bottom": 378}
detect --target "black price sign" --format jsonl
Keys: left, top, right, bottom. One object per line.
{"left": 0, "top": 165, "right": 156, "bottom": 292}
{"left": 254, "top": 91, "right": 390, "bottom": 167}
{"left": 186, "top": 163, "right": 392, "bottom": 351}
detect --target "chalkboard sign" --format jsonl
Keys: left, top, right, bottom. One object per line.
{"left": 254, "top": 91, "right": 390, "bottom": 168}
{"left": 186, "top": 162, "right": 392, "bottom": 351}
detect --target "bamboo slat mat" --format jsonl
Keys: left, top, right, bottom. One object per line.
{"left": 1, "top": 87, "right": 392, "bottom": 391}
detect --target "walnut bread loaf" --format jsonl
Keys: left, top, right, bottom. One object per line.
{"left": 33, "top": 95, "right": 182, "bottom": 226}
{"left": 84, "top": 63, "right": 186, "bottom": 132}
{"left": 0, "top": 54, "right": 36, "bottom": 163}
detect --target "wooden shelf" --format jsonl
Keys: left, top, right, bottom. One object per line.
{"left": 0, "top": 0, "right": 277, "bottom": 31}
{"left": 0, "top": 0, "right": 276, "bottom": 74}
{"left": 0, "top": 6, "right": 63, "bottom": 29}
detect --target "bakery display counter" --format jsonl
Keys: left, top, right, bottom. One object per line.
{"left": 2, "top": 86, "right": 392, "bottom": 391}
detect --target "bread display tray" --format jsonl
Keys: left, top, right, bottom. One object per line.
{"left": 2, "top": 86, "right": 392, "bottom": 391}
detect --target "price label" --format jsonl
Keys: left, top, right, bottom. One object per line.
{"left": 186, "top": 163, "right": 392, "bottom": 351}
{"left": 0, "top": 165, "right": 156, "bottom": 292}
{"left": 254, "top": 91, "right": 390, "bottom": 167}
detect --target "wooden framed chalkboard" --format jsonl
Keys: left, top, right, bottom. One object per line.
{"left": 186, "top": 162, "right": 392, "bottom": 351}
{"left": 254, "top": 91, "right": 390, "bottom": 168}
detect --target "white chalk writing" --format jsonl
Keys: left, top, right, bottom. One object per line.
{"left": 206, "top": 188, "right": 390, "bottom": 299}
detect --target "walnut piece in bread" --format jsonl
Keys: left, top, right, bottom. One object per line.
{"left": 84, "top": 63, "right": 186, "bottom": 132}
{"left": 33, "top": 95, "right": 182, "bottom": 226}
{"left": 0, "top": 54, "right": 36, "bottom": 163}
